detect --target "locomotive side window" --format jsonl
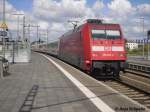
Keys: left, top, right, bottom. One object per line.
{"left": 106, "top": 30, "right": 120, "bottom": 39}
{"left": 92, "top": 30, "right": 106, "bottom": 39}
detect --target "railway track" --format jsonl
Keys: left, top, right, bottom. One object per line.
{"left": 99, "top": 71, "right": 150, "bottom": 109}
{"left": 125, "top": 69, "right": 150, "bottom": 79}
{"left": 120, "top": 71, "right": 150, "bottom": 94}
{"left": 103, "top": 80, "right": 150, "bottom": 109}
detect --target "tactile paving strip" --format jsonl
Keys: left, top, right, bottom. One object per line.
{"left": 19, "top": 85, "right": 39, "bottom": 112}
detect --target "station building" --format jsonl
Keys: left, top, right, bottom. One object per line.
{"left": 126, "top": 40, "right": 139, "bottom": 50}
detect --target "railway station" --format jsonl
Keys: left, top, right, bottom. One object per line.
{"left": 0, "top": 0, "right": 150, "bottom": 112}
{"left": 0, "top": 52, "right": 149, "bottom": 112}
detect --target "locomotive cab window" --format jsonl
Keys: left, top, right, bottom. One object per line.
{"left": 92, "top": 30, "right": 106, "bottom": 39}
{"left": 106, "top": 30, "right": 120, "bottom": 39}
{"left": 91, "top": 29, "right": 121, "bottom": 40}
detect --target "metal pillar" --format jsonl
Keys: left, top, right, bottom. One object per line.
{"left": 46, "top": 29, "right": 49, "bottom": 49}
{"left": 17, "top": 16, "right": 19, "bottom": 40}
{"left": 1, "top": 0, "right": 6, "bottom": 76}
{"left": 0, "top": 60, "right": 3, "bottom": 79}
{"left": 36, "top": 26, "right": 40, "bottom": 49}
{"left": 12, "top": 41, "right": 15, "bottom": 63}
{"left": 3, "top": 0, "right": 6, "bottom": 24}
{"left": 140, "top": 17, "right": 145, "bottom": 58}
{"left": 12, "top": 14, "right": 24, "bottom": 40}
{"left": 2, "top": 0, "right": 6, "bottom": 59}
{"left": 2, "top": 36, "right": 5, "bottom": 58}
{"left": 28, "top": 24, "right": 30, "bottom": 42}
{"left": 22, "top": 16, "right": 25, "bottom": 41}
{"left": 26, "top": 24, "right": 31, "bottom": 62}
{"left": 148, "top": 40, "right": 150, "bottom": 60}
{"left": 12, "top": 14, "right": 24, "bottom": 56}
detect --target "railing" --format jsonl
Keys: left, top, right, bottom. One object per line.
{"left": 127, "top": 62, "right": 150, "bottom": 74}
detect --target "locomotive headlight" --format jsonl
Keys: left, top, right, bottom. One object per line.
{"left": 118, "top": 53, "right": 124, "bottom": 57}
{"left": 85, "top": 60, "right": 90, "bottom": 64}
{"left": 85, "top": 60, "right": 91, "bottom": 68}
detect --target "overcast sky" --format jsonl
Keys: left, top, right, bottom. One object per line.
{"left": 0, "top": 0, "right": 150, "bottom": 42}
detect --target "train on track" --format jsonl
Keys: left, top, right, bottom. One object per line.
{"left": 34, "top": 19, "right": 127, "bottom": 78}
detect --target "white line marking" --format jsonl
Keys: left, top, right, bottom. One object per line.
{"left": 41, "top": 54, "right": 115, "bottom": 112}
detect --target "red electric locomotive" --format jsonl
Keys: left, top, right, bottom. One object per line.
{"left": 38, "top": 19, "right": 127, "bottom": 77}
{"left": 58, "top": 19, "right": 126, "bottom": 77}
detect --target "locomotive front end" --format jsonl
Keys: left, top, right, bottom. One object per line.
{"left": 90, "top": 23, "right": 127, "bottom": 77}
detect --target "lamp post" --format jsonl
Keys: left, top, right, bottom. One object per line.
{"left": 148, "top": 38, "right": 150, "bottom": 60}
{"left": 3, "top": 0, "right": 5, "bottom": 24}
{"left": 140, "top": 17, "right": 145, "bottom": 58}
{"left": 24, "top": 24, "right": 40, "bottom": 47}
{"left": 2, "top": 0, "right": 6, "bottom": 59}
{"left": 39, "top": 30, "right": 49, "bottom": 49}
{"left": 22, "top": 16, "right": 26, "bottom": 41}
{"left": 1, "top": 0, "right": 7, "bottom": 59}
{"left": 36, "top": 25, "right": 40, "bottom": 48}
{"left": 12, "top": 14, "right": 24, "bottom": 41}
{"left": 46, "top": 29, "right": 49, "bottom": 49}
{"left": 12, "top": 14, "right": 24, "bottom": 56}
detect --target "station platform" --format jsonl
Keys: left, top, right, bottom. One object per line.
{"left": 0, "top": 52, "right": 149, "bottom": 112}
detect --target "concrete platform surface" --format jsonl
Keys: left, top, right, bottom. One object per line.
{"left": 0, "top": 52, "right": 149, "bottom": 112}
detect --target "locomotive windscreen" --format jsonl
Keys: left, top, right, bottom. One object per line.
{"left": 92, "top": 29, "right": 120, "bottom": 40}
